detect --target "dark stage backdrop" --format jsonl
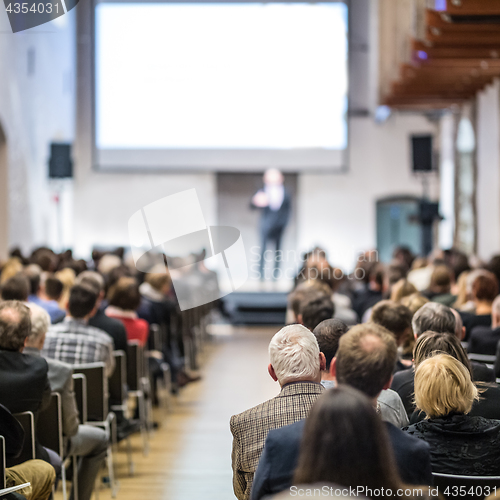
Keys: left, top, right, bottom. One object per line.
{"left": 217, "top": 173, "right": 297, "bottom": 284}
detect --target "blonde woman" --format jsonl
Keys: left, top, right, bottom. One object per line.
{"left": 404, "top": 353, "right": 500, "bottom": 475}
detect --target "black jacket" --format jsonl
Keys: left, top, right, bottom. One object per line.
{"left": 404, "top": 414, "right": 500, "bottom": 475}
{"left": 251, "top": 189, "right": 291, "bottom": 237}
{"left": 250, "top": 418, "right": 433, "bottom": 500}
{"left": 89, "top": 309, "right": 128, "bottom": 352}
{"left": 0, "top": 349, "right": 52, "bottom": 464}
{"left": 469, "top": 326, "right": 500, "bottom": 356}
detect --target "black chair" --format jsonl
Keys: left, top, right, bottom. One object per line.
{"left": 11, "top": 412, "right": 35, "bottom": 466}
{"left": 109, "top": 350, "right": 135, "bottom": 475}
{"left": 0, "top": 435, "right": 31, "bottom": 498}
{"left": 37, "top": 392, "right": 70, "bottom": 500}
{"left": 432, "top": 472, "right": 500, "bottom": 500}
{"left": 148, "top": 325, "right": 172, "bottom": 413}
{"left": 72, "top": 363, "right": 117, "bottom": 498}
{"left": 0, "top": 436, "right": 5, "bottom": 490}
{"left": 72, "top": 373, "right": 88, "bottom": 425}
{"left": 127, "top": 341, "right": 150, "bottom": 456}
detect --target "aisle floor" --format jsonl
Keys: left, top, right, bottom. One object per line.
{"left": 86, "top": 326, "right": 280, "bottom": 500}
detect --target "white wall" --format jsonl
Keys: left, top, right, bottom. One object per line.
{"left": 298, "top": 113, "right": 438, "bottom": 271}
{"left": 476, "top": 80, "right": 500, "bottom": 261}
{"left": 0, "top": 8, "right": 76, "bottom": 255}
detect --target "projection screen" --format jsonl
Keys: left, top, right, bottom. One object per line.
{"left": 94, "top": 0, "right": 348, "bottom": 171}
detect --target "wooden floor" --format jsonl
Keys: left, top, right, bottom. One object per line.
{"left": 80, "top": 326, "right": 280, "bottom": 500}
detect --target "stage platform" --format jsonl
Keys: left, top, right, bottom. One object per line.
{"left": 221, "top": 291, "right": 288, "bottom": 325}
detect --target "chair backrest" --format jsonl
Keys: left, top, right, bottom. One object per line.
{"left": 73, "top": 373, "right": 88, "bottom": 425}
{"left": 109, "top": 350, "right": 127, "bottom": 404}
{"left": 72, "top": 363, "right": 107, "bottom": 423}
{"left": 36, "top": 393, "right": 63, "bottom": 458}
{"left": 468, "top": 353, "right": 496, "bottom": 364}
{"left": 127, "top": 341, "right": 145, "bottom": 392}
{"left": 12, "top": 412, "right": 35, "bottom": 464}
{"left": 432, "top": 472, "right": 500, "bottom": 499}
{"left": 149, "top": 324, "right": 161, "bottom": 352}
{"left": 0, "top": 436, "right": 5, "bottom": 490}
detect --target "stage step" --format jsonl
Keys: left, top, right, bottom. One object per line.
{"left": 222, "top": 292, "right": 288, "bottom": 325}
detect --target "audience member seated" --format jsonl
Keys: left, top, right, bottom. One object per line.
{"left": 390, "top": 279, "right": 417, "bottom": 303}
{"left": 424, "top": 265, "right": 456, "bottom": 307}
{"left": 299, "top": 292, "right": 334, "bottom": 331}
{"left": 25, "top": 304, "right": 108, "bottom": 500}
{"left": 75, "top": 271, "right": 128, "bottom": 352}
{"left": 404, "top": 353, "right": 500, "bottom": 475}
{"left": 369, "top": 300, "right": 413, "bottom": 372}
{"left": 461, "top": 271, "right": 498, "bottom": 340}
{"left": 392, "top": 303, "right": 494, "bottom": 417}
{"left": 42, "top": 285, "right": 115, "bottom": 377}
{"left": 409, "top": 331, "right": 500, "bottom": 422}
{"left": 105, "top": 277, "right": 149, "bottom": 347}
{"left": 230, "top": 324, "right": 325, "bottom": 500}
{"left": 286, "top": 280, "right": 330, "bottom": 324}
{"left": 0, "top": 301, "right": 60, "bottom": 468}
{"left": 312, "top": 319, "right": 408, "bottom": 427}
{"left": 32, "top": 274, "right": 66, "bottom": 324}
{"left": 251, "top": 324, "right": 432, "bottom": 500}
{"left": 1, "top": 402, "right": 56, "bottom": 500}
{"left": 352, "top": 264, "right": 385, "bottom": 321}
{"left": 0, "top": 274, "right": 30, "bottom": 302}
{"left": 469, "top": 294, "right": 500, "bottom": 355}
{"left": 292, "top": 386, "right": 432, "bottom": 500}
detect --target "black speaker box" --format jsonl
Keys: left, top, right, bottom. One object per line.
{"left": 411, "top": 135, "right": 433, "bottom": 172}
{"left": 49, "top": 143, "right": 73, "bottom": 178}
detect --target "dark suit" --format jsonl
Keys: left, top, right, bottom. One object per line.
{"left": 89, "top": 309, "right": 128, "bottom": 353}
{"left": 460, "top": 312, "right": 492, "bottom": 341}
{"left": 251, "top": 189, "right": 291, "bottom": 275}
{"left": 0, "top": 403, "right": 24, "bottom": 464}
{"left": 250, "top": 418, "right": 433, "bottom": 500}
{"left": 469, "top": 326, "right": 500, "bottom": 356}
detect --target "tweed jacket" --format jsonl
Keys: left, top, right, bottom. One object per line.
{"left": 230, "top": 381, "right": 324, "bottom": 500}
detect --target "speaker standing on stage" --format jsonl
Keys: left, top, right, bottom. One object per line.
{"left": 251, "top": 169, "right": 291, "bottom": 279}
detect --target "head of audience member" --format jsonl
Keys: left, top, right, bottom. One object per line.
{"left": 450, "top": 308, "right": 466, "bottom": 341}
{"left": 413, "top": 331, "right": 472, "bottom": 376}
{"left": 67, "top": 284, "right": 99, "bottom": 320}
{"left": 390, "top": 279, "right": 417, "bottom": 303}
{"left": 0, "top": 257, "right": 23, "bottom": 284}
{"left": 293, "top": 386, "right": 401, "bottom": 497}
{"left": 414, "top": 354, "right": 478, "bottom": 419}
{"left": 411, "top": 302, "right": 455, "bottom": 338}
{"left": 487, "top": 255, "right": 500, "bottom": 289}
{"left": 369, "top": 301, "right": 412, "bottom": 347}
{"left": 392, "top": 246, "right": 415, "bottom": 272}
{"left": 31, "top": 248, "right": 57, "bottom": 272}
{"left": 299, "top": 292, "right": 335, "bottom": 331}
{"left": 386, "top": 263, "right": 407, "bottom": 292}
{"left": 24, "top": 263, "right": 42, "bottom": 296}
{"left": 268, "top": 324, "right": 326, "bottom": 387}
{"left": 471, "top": 272, "right": 499, "bottom": 312}
{"left": 368, "top": 264, "right": 385, "bottom": 293}
{"left": 312, "top": 319, "right": 349, "bottom": 377}
{"left": 75, "top": 270, "right": 106, "bottom": 305}
{"left": 25, "top": 303, "right": 51, "bottom": 351}
{"left": 400, "top": 293, "right": 429, "bottom": 315}
{"left": 107, "top": 277, "right": 142, "bottom": 312}
{"left": 42, "top": 275, "right": 64, "bottom": 302}
{"left": 288, "top": 280, "right": 331, "bottom": 323}
{"left": 333, "top": 323, "right": 397, "bottom": 401}
{"left": 429, "top": 265, "right": 453, "bottom": 295}
{"left": 0, "top": 300, "right": 31, "bottom": 352}
{"left": 97, "top": 254, "right": 122, "bottom": 276}
{"left": 492, "top": 296, "right": 500, "bottom": 329}
{"left": 0, "top": 273, "right": 30, "bottom": 302}
{"left": 144, "top": 273, "right": 172, "bottom": 296}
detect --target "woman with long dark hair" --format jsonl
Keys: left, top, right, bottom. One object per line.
{"left": 293, "top": 386, "right": 407, "bottom": 498}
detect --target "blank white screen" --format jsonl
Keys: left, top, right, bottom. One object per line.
{"left": 95, "top": 2, "right": 348, "bottom": 169}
